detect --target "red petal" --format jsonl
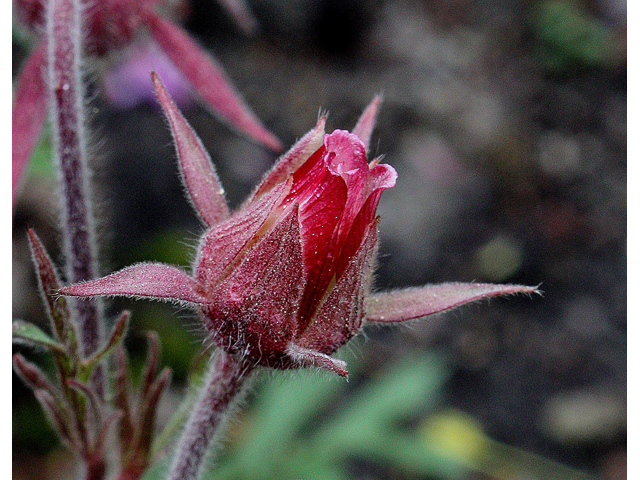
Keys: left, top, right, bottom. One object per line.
{"left": 295, "top": 131, "right": 395, "bottom": 314}
{"left": 283, "top": 146, "right": 348, "bottom": 319}
{"left": 152, "top": 72, "right": 230, "bottom": 227}
{"left": 13, "top": 42, "right": 48, "bottom": 205}
{"left": 145, "top": 13, "right": 282, "bottom": 151}
{"left": 365, "top": 283, "right": 541, "bottom": 323}
{"left": 59, "top": 263, "right": 207, "bottom": 305}
{"left": 298, "top": 221, "right": 378, "bottom": 354}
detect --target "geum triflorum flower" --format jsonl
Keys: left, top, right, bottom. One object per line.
{"left": 60, "top": 73, "right": 537, "bottom": 378}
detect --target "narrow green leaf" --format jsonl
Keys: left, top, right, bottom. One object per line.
{"left": 12, "top": 320, "right": 66, "bottom": 354}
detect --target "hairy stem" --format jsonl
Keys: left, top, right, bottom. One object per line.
{"left": 47, "top": 0, "right": 103, "bottom": 361}
{"left": 167, "top": 350, "right": 254, "bottom": 480}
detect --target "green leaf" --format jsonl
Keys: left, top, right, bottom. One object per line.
{"left": 12, "top": 320, "right": 66, "bottom": 354}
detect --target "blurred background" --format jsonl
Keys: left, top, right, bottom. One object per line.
{"left": 13, "top": 0, "right": 626, "bottom": 479}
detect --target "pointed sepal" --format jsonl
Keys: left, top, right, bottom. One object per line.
{"left": 205, "top": 204, "right": 304, "bottom": 362}
{"left": 59, "top": 263, "right": 208, "bottom": 305}
{"left": 365, "top": 283, "right": 540, "bottom": 323}
{"left": 216, "top": 0, "right": 259, "bottom": 35}
{"left": 299, "top": 220, "right": 378, "bottom": 353}
{"left": 152, "top": 71, "right": 230, "bottom": 227}
{"left": 195, "top": 178, "right": 291, "bottom": 290}
{"left": 352, "top": 95, "right": 382, "bottom": 153}
{"left": 286, "top": 344, "right": 348, "bottom": 377}
{"left": 145, "top": 13, "right": 282, "bottom": 151}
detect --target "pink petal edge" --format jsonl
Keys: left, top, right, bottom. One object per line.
{"left": 59, "top": 263, "right": 208, "bottom": 305}
{"left": 365, "top": 283, "right": 540, "bottom": 323}
{"left": 146, "top": 13, "right": 282, "bottom": 151}
{"left": 152, "top": 71, "right": 230, "bottom": 227}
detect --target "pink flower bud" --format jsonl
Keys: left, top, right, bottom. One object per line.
{"left": 59, "top": 75, "right": 538, "bottom": 377}
{"left": 194, "top": 129, "right": 396, "bottom": 372}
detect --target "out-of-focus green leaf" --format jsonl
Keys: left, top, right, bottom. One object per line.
{"left": 534, "top": 0, "right": 614, "bottom": 71}
{"left": 198, "top": 351, "right": 459, "bottom": 480}
{"left": 27, "top": 128, "right": 55, "bottom": 180}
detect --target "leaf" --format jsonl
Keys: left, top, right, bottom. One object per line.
{"left": 135, "top": 368, "right": 172, "bottom": 459}
{"left": 13, "top": 354, "right": 63, "bottom": 400}
{"left": 12, "top": 320, "right": 66, "bottom": 354}
{"left": 139, "top": 331, "right": 162, "bottom": 402}
{"left": 115, "top": 344, "right": 135, "bottom": 458}
{"left": 27, "top": 229, "right": 78, "bottom": 357}
{"left": 34, "top": 389, "right": 82, "bottom": 453}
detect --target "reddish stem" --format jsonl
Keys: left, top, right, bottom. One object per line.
{"left": 47, "top": 0, "right": 103, "bottom": 361}
{"left": 167, "top": 351, "right": 254, "bottom": 480}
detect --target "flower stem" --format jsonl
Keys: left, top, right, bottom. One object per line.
{"left": 47, "top": 0, "right": 103, "bottom": 362}
{"left": 167, "top": 350, "right": 254, "bottom": 480}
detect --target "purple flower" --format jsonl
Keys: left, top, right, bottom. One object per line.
{"left": 59, "top": 74, "right": 537, "bottom": 377}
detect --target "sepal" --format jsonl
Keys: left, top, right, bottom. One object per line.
{"left": 251, "top": 116, "right": 326, "bottom": 200}
{"left": 153, "top": 72, "right": 230, "bottom": 227}
{"left": 59, "top": 263, "right": 208, "bottom": 305}
{"left": 365, "top": 283, "right": 540, "bottom": 323}
{"left": 146, "top": 13, "right": 282, "bottom": 151}
{"left": 286, "top": 344, "right": 348, "bottom": 377}
{"left": 352, "top": 95, "right": 382, "bottom": 153}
